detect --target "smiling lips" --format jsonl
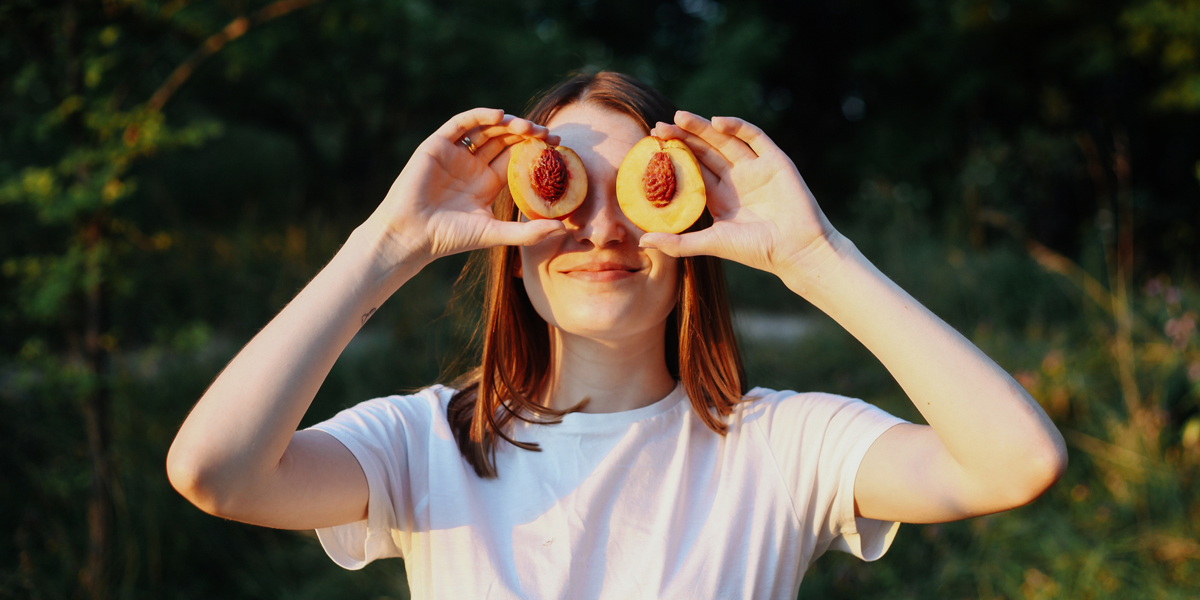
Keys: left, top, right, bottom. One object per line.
{"left": 560, "top": 261, "right": 642, "bottom": 282}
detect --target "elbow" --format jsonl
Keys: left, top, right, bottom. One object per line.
{"left": 1004, "top": 431, "right": 1069, "bottom": 509}
{"left": 166, "top": 444, "right": 239, "bottom": 519}
{"left": 166, "top": 445, "right": 215, "bottom": 515}
{"left": 1046, "top": 429, "right": 1070, "bottom": 482}
{"left": 1031, "top": 437, "right": 1069, "bottom": 498}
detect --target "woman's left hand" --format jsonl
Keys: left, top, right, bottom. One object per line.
{"left": 649, "top": 114, "right": 1068, "bottom": 525}
{"left": 641, "top": 111, "right": 839, "bottom": 277}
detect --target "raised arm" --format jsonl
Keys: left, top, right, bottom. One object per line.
{"left": 166, "top": 109, "right": 566, "bottom": 530}
{"left": 645, "top": 112, "right": 1067, "bottom": 524}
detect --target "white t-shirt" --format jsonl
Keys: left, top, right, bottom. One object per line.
{"left": 309, "top": 383, "right": 906, "bottom": 599}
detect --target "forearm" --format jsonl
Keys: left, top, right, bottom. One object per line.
{"left": 778, "top": 232, "right": 1066, "bottom": 486}
{"left": 166, "top": 221, "right": 426, "bottom": 507}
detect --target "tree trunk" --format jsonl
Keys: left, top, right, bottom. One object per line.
{"left": 62, "top": 1, "right": 115, "bottom": 595}
{"left": 81, "top": 224, "right": 113, "bottom": 600}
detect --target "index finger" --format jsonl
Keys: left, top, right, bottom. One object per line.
{"left": 674, "top": 111, "right": 759, "bottom": 164}
{"left": 653, "top": 121, "right": 732, "bottom": 183}
{"left": 710, "top": 116, "right": 779, "bottom": 158}
{"left": 433, "top": 107, "right": 507, "bottom": 142}
{"left": 469, "top": 121, "right": 556, "bottom": 154}
{"left": 474, "top": 116, "right": 554, "bottom": 142}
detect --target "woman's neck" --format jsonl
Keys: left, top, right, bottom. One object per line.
{"left": 542, "top": 324, "right": 677, "bottom": 414}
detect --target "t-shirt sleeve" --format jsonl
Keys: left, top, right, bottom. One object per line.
{"left": 305, "top": 386, "right": 442, "bottom": 570}
{"left": 749, "top": 388, "right": 907, "bottom": 562}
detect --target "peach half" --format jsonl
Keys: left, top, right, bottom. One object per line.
{"left": 507, "top": 138, "right": 588, "bottom": 220}
{"left": 616, "top": 136, "right": 706, "bottom": 234}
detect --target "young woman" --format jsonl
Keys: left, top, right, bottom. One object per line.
{"left": 167, "top": 72, "right": 1067, "bottom": 598}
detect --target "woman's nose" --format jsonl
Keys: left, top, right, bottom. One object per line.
{"left": 568, "top": 190, "right": 629, "bottom": 248}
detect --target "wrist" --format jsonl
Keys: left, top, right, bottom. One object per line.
{"left": 343, "top": 219, "right": 430, "bottom": 295}
{"left": 774, "top": 230, "right": 860, "bottom": 299}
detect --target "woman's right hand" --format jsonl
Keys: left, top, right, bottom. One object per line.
{"left": 168, "top": 108, "right": 567, "bottom": 530}
{"left": 367, "top": 107, "right": 568, "bottom": 265}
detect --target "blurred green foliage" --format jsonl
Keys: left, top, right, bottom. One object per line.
{"left": 2, "top": 0, "right": 1199, "bottom": 598}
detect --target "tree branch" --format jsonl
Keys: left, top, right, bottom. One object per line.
{"left": 147, "top": 0, "right": 326, "bottom": 111}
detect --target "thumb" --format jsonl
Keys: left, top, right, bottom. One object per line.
{"left": 481, "top": 219, "right": 567, "bottom": 247}
{"left": 638, "top": 229, "right": 720, "bottom": 258}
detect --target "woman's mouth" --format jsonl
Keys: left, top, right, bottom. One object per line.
{"left": 561, "top": 261, "right": 641, "bottom": 282}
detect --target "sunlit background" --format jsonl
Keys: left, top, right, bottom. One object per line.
{"left": 3, "top": 0, "right": 1199, "bottom": 598}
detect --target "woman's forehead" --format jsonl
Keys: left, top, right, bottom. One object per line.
{"left": 546, "top": 103, "right": 646, "bottom": 167}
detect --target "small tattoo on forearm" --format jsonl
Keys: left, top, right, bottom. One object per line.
{"left": 361, "top": 307, "right": 377, "bottom": 324}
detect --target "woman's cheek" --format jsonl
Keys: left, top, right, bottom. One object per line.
{"left": 517, "top": 247, "right": 558, "bottom": 327}
{"left": 650, "top": 256, "right": 681, "bottom": 318}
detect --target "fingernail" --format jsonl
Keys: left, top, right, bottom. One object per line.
{"left": 639, "top": 241, "right": 658, "bottom": 250}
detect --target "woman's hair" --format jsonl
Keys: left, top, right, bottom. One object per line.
{"left": 447, "top": 71, "right": 747, "bottom": 478}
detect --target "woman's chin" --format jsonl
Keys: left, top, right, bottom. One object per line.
{"left": 551, "top": 310, "right": 666, "bottom": 344}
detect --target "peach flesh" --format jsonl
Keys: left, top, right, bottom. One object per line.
{"left": 616, "top": 136, "right": 706, "bottom": 234}
{"left": 507, "top": 138, "right": 588, "bottom": 220}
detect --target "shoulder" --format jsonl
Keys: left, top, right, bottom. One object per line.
{"left": 738, "top": 386, "right": 876, "bottom": 420}
{"left": 735, "top": 387, "right": 904, "bottom": 443}
{"left": 308, "top": 384, "right": 455, "bottom": 439}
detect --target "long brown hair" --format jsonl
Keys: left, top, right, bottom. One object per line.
{"left": 447, "top": 72, "right": 747, "bottom": 478}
